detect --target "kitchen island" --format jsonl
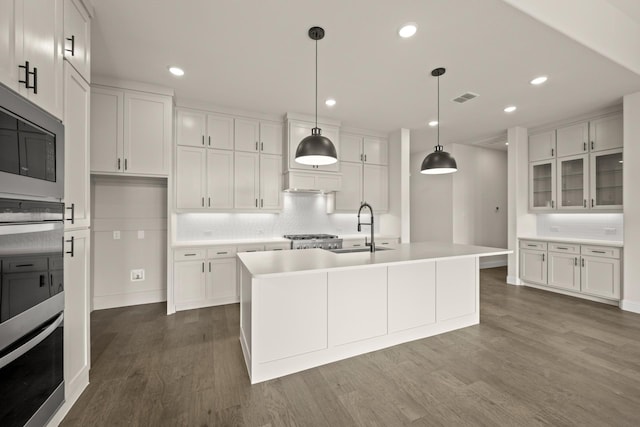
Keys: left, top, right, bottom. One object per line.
{"left": 237, "top": 242, "right": 510, "bottom": 384}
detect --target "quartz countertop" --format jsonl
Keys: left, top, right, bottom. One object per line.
{"left": 238, "top": 241, "right": 511, "bottom": 278}
{"left": 518, "top": 236, "right": 623, "bottom": 247}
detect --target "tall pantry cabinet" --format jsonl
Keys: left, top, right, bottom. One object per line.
{"left": 62, "top": 0, "right": 93, "bottom": 415}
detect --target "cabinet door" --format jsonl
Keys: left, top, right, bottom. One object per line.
{"left": 90, "top": 86, "right": 123, "bottom": 173}
{"left": 557, "top": 154, "right": 588, "bottom": 210}
{"left": 259, "top": 154, "right": 282, "bottom": 210}
{"left": 176, "top": 146, "right": 206, "bottom": 209}
{"left": 529, "top": 131, "right": 556, "bottom": 162}
{"left": 206, "top": 258, "right": 237, "bottom": 301}
{"left": 388, "top": 261, "right": 436, "bottom": 333}
{"left": 556, "top": 122, "right": 588, "bottom": 158}
{"left": 63, "top": 229, "right": 90, "bottom": 395}
{"left": 590, "top": 149, "right": 623, "bottom": 210}
{"left": 123, "top": 91, "right": 172, "bottom": 175}
{"left": 335, "top": 162, "right": 362, "bottom": 212}
{"left": 581, "top": 255, "right": 620, "bottom": 299}
{"left": 207, "top": 149, "right": 233, "bottom": 209}
{"left": 288, "top": 121, "right": 340, "bottom": 172}
{"left": 234, "top": 118, "right": 259, "bottom": 152}
{"left": 0, "top": 0, "right": 19, "bottom": 92}
{"left": 590, "top": 115, "right": 623, "bottom": 152}
{"left": 234, "top": 151, "right": 260, "bottom": 209}
{"left": 63, "top": 63, "right": 90, "bottom": 229}
{"left": 529, "top": 160, "right": 556, "bottom": 210}
{"left": 340, "top": 134, "right": 363, "bottom": 163}
{"left": 174, "top": 260, "right": 206, "bottom": 306}
{"left": 548, "top": 252, "right": 580, "bottom": 291}
{"left": 63, "top": 0, "right": 90, "bottom": 82}
{"left": 21, "top": 0, "right": 63, "bottom": 119}
{"left": 207, "top": 113, "right": 233, "bottom": 150}
{"left": 363, "top": 136, "right": 388, "bottom": 165}
{"left": 259, "top": 121, "right": 283, "bottom": 155}
{"left": 176, "top": 109, "right": 206, "bottom": 147}
{"left": 519, "top": 249, "right": 547, "bottom": 285}
{"left": 328, "top": 267, "right": 387, "bottom": 346}
{"left": 363, "top": 164, "right": 388, "bottom": 212}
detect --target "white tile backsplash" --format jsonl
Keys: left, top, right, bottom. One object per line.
{"left": 176, "top": 193, "right": 375, "bottom": 241}
{"left": 536, "top": 213, "right": 623, "bottom": 241}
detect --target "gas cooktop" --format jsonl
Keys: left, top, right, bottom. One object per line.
{"left": 283, "top": 234, "right": 342, "bottom": 250}
{"left": 283, "top": 234, "right": 338, "bottom": 240}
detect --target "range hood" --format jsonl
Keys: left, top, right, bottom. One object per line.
{"left": 283, "top": 171, "right": 342, "bottom": 193}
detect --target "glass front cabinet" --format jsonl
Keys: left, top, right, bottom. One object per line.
{"left": 529, "top": 160, "right": 556, "bottom": 211}
{"left": 557, "top": 154, "right": 589, "bottom": 210}
{"left": 590, "top": 148, "right": 623, "bottom": 210}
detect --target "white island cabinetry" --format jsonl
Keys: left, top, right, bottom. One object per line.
{"left": 239, "top": 242, "right": 507, "bottom": 384}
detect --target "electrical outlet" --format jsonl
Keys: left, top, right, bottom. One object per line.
{"left": 137, "top": 230, "right": 145, "bottom": 239}
{"left": 550, "top": 226, "right": 560, "bottom": 233}
{"left": 131, "top": 269, "right": 145, "bottom": 281}
{"left": 113, "top": 230, "right": 121, "bottom": 240}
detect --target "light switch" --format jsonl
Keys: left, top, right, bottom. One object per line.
{"left": 113, "top": 230, "right": 121, "bottom": 240}
{"left": 137, "top": 230, "right": 145, "bottom": 239}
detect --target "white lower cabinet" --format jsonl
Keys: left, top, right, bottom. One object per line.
{"left": 174, "top": 259, "right": 206, "bottom": 308}
{"left": 388, "top": 262, "right": 435, "bottom": 333}
{"left": 328, "top": 267, "right": 387, "bottom": 346}
{"left": 206, "top": 258, "right": 237, "bottom": 302}
{"left": 63, "top": 229, "right": 90, "bottom": 398}
{"left": 519, "top": 239, "right": 621, "bottom": 302}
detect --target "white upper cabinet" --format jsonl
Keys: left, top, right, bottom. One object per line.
{"left": 234, "top": 151, "right": 260, "bottom": 209}
{"left": 235, "top": 118, "right": 260, "bottom": 152}
{"left": 91, "top": 85, "right": 172, "bottom": 176}
{"left": 176, "top": 146, "right": 206, "bottom": 209}
{"left": 529, "top": 159, "right": 556, "bottom": 211}
{"left": 590, "top": 115, "right": 623, "bottom": 152}
{"left": 63, "top": 63, "right": 90, "bottom": 229}
{"left": 63, "top": 0, "right": 90, "bottom": 82}
{"left": 260, "top": 154, "right": 282, "bottom": 210}
{"left": 528, "top": 131, "right": 556, "bottom": 162}
{"left": 590, "top": 148, "right": 623, "bottom": 210}
{"left": 334, "top": 162, "right": 362, "bottom": 212}
{"left": 556, "top": 122, "right": 588, "bottom": 158}
{"left": 340, "top": 134, "right": 363, "bottom": 163}
{"left": 0, "top": 0, "right": 19, "bottom": 92}
{"left": 207, "top": 113, "right": 234, "bottom": 150}
{"left": 207, "top": 149, "right": 234, "bottom": 209}
{"left": 176, "top": 109, "right": 206, "bottom": 147}
{"left": 235, "top": 118, "right": 283, "bottom": 155}
{"left": 557, "top": 154, "right": 589, "bottom": 210}
{"left": 363, "top": 164, "right": 388, "bottom": 211}
{"left": 363, "top": 137, "right": 388, "bottom": 165}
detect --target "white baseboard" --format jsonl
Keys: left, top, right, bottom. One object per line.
{"left": 522, "top": 281, "right": 618, "bottom": 306}
{"left": 46, "top": 367, "right": 89, "bottom": 426}
{"left": 480, "top": 260, "right": 508, "bottom": 269}
{"left": 93, "top": 289, "right": 166, "bottom": 310}
{"left": 506, "top": 275, "right": 520, "bottom": 285}
{"left": 620, "top": 299, "right": 640, "bottom": 314}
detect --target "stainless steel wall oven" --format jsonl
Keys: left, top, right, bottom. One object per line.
{"left": 0, "top": 198, "right": 65, "bottom": 427}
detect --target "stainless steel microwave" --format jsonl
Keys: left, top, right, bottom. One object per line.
{"left": 0, "top": 84, "right": 64, "bottom": 200}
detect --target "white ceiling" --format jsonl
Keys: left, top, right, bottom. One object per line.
{"left": 91, "top": 0, "right": 640, "bottom": 153}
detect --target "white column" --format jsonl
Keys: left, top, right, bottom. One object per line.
{"left": 622, "top": 92, "right": 640, "bottom": 313}
{"left": 507, "top": 126, "right": 535, "bottom": 285}
{"left": 380, "top": 128, "right": 410, "bottom": 242}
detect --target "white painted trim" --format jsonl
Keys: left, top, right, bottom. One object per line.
{"left": 93, "top": 289, "right": 166, "bottom": 310}
{"left": 521, "top": 281, "right": 619, "bottom": 306}
{"left": 285, "top": 112, "right": 341, "bottom": 127}
{"left": 620, "top": 299, "right": 640, "bottom": 314}
{"left": 527, "top": 106, "right": 622, "bottom": 136}
{"left": 340, "top": 127, "right": 388, "bottom": 139}
{"left": 506, "top": 275, "right": 520, "bottom": 285}
{"left": 174, "top": 102, "right": 283, "bottom": 123}
{"left": 92, "top": 77, "right": 175, "bottom": 97}
{"left": 46, "top": 368, "right": 89, "bottom": 427}
{"left": 480, "top": 260, "right": 508, "bottom": 269}
{"left": 174, "top": 296, "right": 239, "bottom": 312}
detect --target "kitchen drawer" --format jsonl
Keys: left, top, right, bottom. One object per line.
{"left": 520, "top": 240, "right": 547, "bottom": 251}
{"left": 548, "top": 243, "right": 579, "bottom": 254}
{"left": 377, "top": 238, "right": 399, "bottom": 247}
{"left": 581, "top": 245, "right": 620, "bottom": 259}
{"left": 264, "top": 242, "right": 290, "bottom": 251}
{"left": 237, "top": 244, "right": 264, "bottom": 253}
{"left": 174, "top": 248, "right": 206, "bottom": 261}
{"left": 3, "top": 256, "right": 49, "bottom": 273}
{"left": 207, "top": 246, "right": 236, "bottom": 259}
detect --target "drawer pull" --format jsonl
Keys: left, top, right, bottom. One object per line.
{"left": 353, "top": 244, "right": 361, "bottom": 247}
{"left": 542, "top": 253, "right": 545, "bottom": 262}
{"left": 184, "top": 253, "right": 197, "bottom": 256}
{"left": 272, "top": 248, "right": 283, "bottom": 251}
{"left": 582, "top": 258, "right": 585, "bottom": 267}
{"left": 216, "top": 251, "right": 228, "bottom": 255}
{"left": 381, "top": 242, "right": 389, "bottom": 245}
{"left": 574, "top": 257, "right": 578, "bottom": 266}
{"left": 591, "top": 250, "right": 606, "bottom": 254}
{"left": 15, "top": 263, "right": 35, "bottom": 268}
{"left": 527, "top": 244, "right": 537, "bottom": 247}
{"left": 246, "top": 250, "right": 258, "bottom": 252}
{"left": 556, "top": 247, "right": 568, "bottom": 250}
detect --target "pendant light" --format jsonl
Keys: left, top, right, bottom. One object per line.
{"left": 421, "top": 67, "right": 458, "bottom": 174}
{"left": 295, "top": 26, "right": 338, "bottom": 166}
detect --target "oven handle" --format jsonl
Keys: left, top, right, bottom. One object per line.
{"left": 0, "top": 312, "right": 63, "bottom": 370}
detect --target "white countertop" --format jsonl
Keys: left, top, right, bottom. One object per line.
{"left": 238, "top": 241, "right": 511, "bottom": 278}
{"left": 518, "top": 236, "right": 623, "bottom": 247}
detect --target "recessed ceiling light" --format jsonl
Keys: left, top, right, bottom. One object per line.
{"left": 428, "top": 120, "right": 438, "bottom": 127}
{"left": 168, "top": 66, "right": 184, "bottom": 77}
{"left": 530, "top": 76, "right": 548, "bottom": 85}
{"left": 505, "top": 142, "right": 509, "bottom": 146}
{"left": 325, "top": 98, "right": 336, "bottom": 107}
{"left": 398, "top": 23, "right": 417, "bottom": 38}
{"left": 504, "top": 105, "right": 517, "bottom": 113}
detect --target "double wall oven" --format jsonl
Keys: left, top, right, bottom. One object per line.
{"left": 0, "top": 84, "right": 66, "bottom": 426}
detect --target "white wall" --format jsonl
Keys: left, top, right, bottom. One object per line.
{"left": 622, "top": 91, "right": 640, "bottom": 313}
{"left": 91, "top": 176, "right": 167, "bottom": 310}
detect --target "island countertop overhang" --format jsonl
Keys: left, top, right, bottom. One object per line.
{"left": 237, "top": 241, "right": 511, "bottom": 278}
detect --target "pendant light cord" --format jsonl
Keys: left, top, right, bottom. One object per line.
{"left": 436, "top": 73, "right": 440, "bottom": 149}
{"left": 315, "top": 38, "right": 318, "bottom": 129}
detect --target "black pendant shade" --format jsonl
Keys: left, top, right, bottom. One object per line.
{"left": 295, "top": 26, "right": 338, "bottom": 166}
{"left": 420, "top": 67, "right": 458, "bottom": 175}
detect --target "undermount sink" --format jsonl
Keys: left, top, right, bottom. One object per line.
{"left": 327, "top": 246, "right": 394, "bottom": 254}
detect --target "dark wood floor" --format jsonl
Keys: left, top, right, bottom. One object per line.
{"left": 61, "top": 267, "right": 640, "bottom": 426}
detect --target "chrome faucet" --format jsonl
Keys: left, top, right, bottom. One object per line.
{"left": 357, "top": 202, "right": 375, "bottom": 253}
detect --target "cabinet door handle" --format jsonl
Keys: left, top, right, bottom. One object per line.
{"left": 255, "top": 141, "right": 258, "bottom": 151}
{"left": 209, "top": 262, "right": 211, "bottom": 273}
{"left": 66, "top": 203, "right": 75, "bottom": 224}
{"left": 583, "top": 199, "right": 587, "bottom": 208}
{"left": 584, "top": 142, "right": 587, "bottom": 151}
{"left": 208, "top": 136, "right": 211, "bottom": 146}
{"left": 364, "top": 154, "right": 367, "bottom": 162}
{"left": 208, "top": 197, "right": 211, "bottom": 207}
{"left": 117, "top": 158, "right": 121, "bottom": 170}
{"left": 255, "top": 199, "right": 258, "bottom": 207}
{"left": 574, "top": 257, "right": 578, "bottom": 266}
{"left": 18, "top": 61, "right": 37, "bottom": 93}
{"left": 260, "top": 199, "right": 263, "bottom": 208}
{"left": 551, "top": 200, "right": 555, "bottom": 208}
{"left": 591, "top": 199, "right": 594, "bottom": 208}
{"left": 202, "top": 262, "right": 205, "bottom": 273}
{"left": 551, "top": 148, "right": 554, "bottom": 157}
{"left": 202, "top": 197, "right": 205, "bottom": 207}
{"left": 542, "top": 253, "right": 545, "bottom": 262}
{"left": 66, "top": 236, "right": 75, "bottom": 257}
{"left": 65, "top": 35, "right": 75, "bottom": 56}
{"left": 124, "top": 158, "right": 128, "bottom": 170}
{"left": 591, "top": 141, "right": 594, "bottom": 150}
{"left": 360, "top": 153, "right": 363, "bottom": 161}
{"left": 582, "top": 258, "right": 585, "bottom": 267}
{"left": 261, "top": 142, "right": 264, "bottom": 151}
{"left": 202, "top": 135, "right": 205, "bottom": 146}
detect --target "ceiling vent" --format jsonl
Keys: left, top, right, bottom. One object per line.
{"left": 452, "top": 92, "right": 479, "bottom": 103}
